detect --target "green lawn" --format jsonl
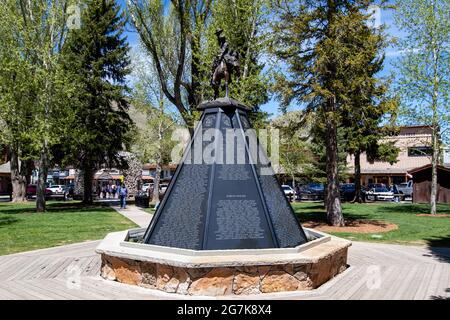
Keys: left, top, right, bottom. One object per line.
{"left": 293, "top": 202, "right": 450, "bottom": 246}
{"left": 0, "top": 201, "right": 137, "bottom": 255}
{"left": 143, "top": 207, "right": 156, "bottom": 214}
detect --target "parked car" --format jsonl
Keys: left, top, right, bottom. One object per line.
{"left": 299, "top": 183, "right": 325, "bottom": 200}
{"left": 48, "top": 185, "right": 65, "bottom": 196}
{"left": 281, "top": 185, "right": 295, "bottom": 201}
{"left": 142, "top": 183, "right": 152, "bottom": 193}
{"left": 63, "top": 184, "right": 75, "bottom": 200}
{"left": 397, "top": 180, "right": 413, "bottom": 198}
{"left": 367, "top": 183, "right": 386, "bottom": 190}
{"left": 26, "top": 185, "right": 52, "bottom": 200}
{"left": 340, "top": 183, "right": 368, "bottom": 202}
{"left": 366, "top": 187, "right": 394, "bottom": 201}
{"left": 160, "top": 184, "right": 169, "bottom": 194}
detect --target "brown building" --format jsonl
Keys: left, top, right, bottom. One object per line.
{"left": 0, "top": 162, "right": 11, "bottom": 195}
{"left": 409, "top": 164, "right": 450, "bottom": 204}
{"left": 141, "top": 163, "right": 177, "bottom": 183}
{"left": 346, "top": 126, "right": 433, "bottom": 186}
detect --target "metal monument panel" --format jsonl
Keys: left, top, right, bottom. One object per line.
{"left": 144, "top": 30, "right": 307, "bottom": 250}
{"left": 143, "top": 102, "right": 308, "bottom": 250}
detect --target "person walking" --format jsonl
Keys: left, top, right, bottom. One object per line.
{"left": 118, "top": 183, "right": 128, "bottom": 209}
{"left": 7, "top": 182, "right": 12, "bottom": 202}
{"left": 107, "top": 184, "right": 112, "bottom": 199}
{"left": 112, "top": 184, "right": 117, "bottom": 199}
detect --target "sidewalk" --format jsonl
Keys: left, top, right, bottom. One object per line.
{"left": 107, "top": 201, "right": 153, "bottom": 228}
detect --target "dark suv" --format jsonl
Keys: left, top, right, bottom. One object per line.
{"left": 340, "top": 183, "right": 367, "bottom": 202}
{"left": 299, "top": 183, "right": 325, "bottom": 200}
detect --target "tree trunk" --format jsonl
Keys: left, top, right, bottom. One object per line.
{"left": 10, "top": 148, "right": 27, "bottom": 202}
{"left": 353, "top": 150, "right": 363, "bottom": 203}
{"left": 325, "top": 99, "right": 344, "bottom": 226}
{"left": 430, "top": 19, "right": 439, "bottom": 216}
{"left": 152, "top": 162, "right": 162, "bottom": 204}
{"left": 36, "top": 145, "right": 48, "bottom": 213}
{"left": 83, "top": 165, "right": 93, "bottom": 205}
{"left": 430, "top": 131, "right": 438, "bottom": 215}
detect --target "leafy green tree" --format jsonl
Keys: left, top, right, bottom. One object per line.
{"left": 270, "top": 0, "right": 391, "bottom": 226}
{"left": 203, "top": 0, "right": 270, "bottom": 109}
{"left": 130, "top": 49, "right": 179, "bottom": 203}
{"left": 395, "top": 0, "right": 449, "bottom": 214}
{"left": 127, "top": 0, "right": 211, "bottom": 133}
{"left": 62, "top": 0, "right": 132, "bottom": 204}
{"left": 0, "top": 8, "right": 35, "bottom": 202}
{"left": 0, "top": 0, "right": 76, "bottom": 211}
{"left": 127, "top": 0, "right": 270, "bottom": 131}
{"left": 271, "top": 111, "right": 315, "bottom": 188}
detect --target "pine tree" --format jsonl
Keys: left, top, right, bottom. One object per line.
{"left": 270, "top": 0, "right": 390, "bottom": 226}
{"left": 62, "top": 0, "right": 132, "bottom": 204}
{"left": 338, "top": 5, "right": 399, "bottom": 202}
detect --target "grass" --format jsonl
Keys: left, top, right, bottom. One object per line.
{"left": 0, "top": 201, "right": 137, "bottom": 255}
{"left": 143, "top": 207, "right": 156, "bottom": 214}
{"left": 293, "top": 202, "right": 450, "bottom": 246}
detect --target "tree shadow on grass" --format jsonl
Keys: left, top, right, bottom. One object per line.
{"left": 379, "top": 203, "right": 450, "bottom": 215}
{"left": 0, "top": 201, "right": 112, "bottom": 215}
{"left": 293, "top": 203, "right": 373, "bottom": 224}
{"left": 0, "top": 216, "right": 19, "bottom": 227}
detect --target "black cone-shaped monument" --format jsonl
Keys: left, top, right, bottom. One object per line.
{"left": 143, "top": 30, "right": 308, "bottom": 250}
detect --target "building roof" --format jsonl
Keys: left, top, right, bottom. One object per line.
{"left": 0, "top": 161, "right": 10, "bottom": 174}
{"left": 408, "top": 164, "right": 450, "bottom": 174}
{"left": 398, "top": 125, "right": 433, "bottom": 136}
{"left": 142, "top": 163, "right": 178, "bottom": 170}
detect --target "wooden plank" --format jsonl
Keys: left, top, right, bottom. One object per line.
{"left": 392, "top": 265, "right": 419, "bottom": 300}
{"left": 423, "top": 263, "right": 443, "bottom": 300}
{"left": 401, "top": 264, "right": 429, "bottom": 300}
{"left": 324, "top": 267, "right": 367, "bottom": 299}
{"left": 413, "top": 264, "right": 437, "bottom": 300}
{"left": 359, "top": 265, "right": 396, "bottom": 300}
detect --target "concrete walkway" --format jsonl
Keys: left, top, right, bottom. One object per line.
{"left": 0, "top": 239, "right": 449, "bottom": 300}
{"left": 110, "top": 204, "right": 153, "bottom": 228}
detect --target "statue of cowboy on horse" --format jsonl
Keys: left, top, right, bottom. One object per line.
{"left": 210, "top": 29, "right": 241, "bottom": 99}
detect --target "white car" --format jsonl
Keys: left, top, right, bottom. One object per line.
{"left": 142, "top": 183, "right": 152, "bottom": 192}
{"left": 281, "top": 185, "right": 295, "bottom": 197}
{"left": 48, "top": 185, "right": 65, "bottom": 197}
{"left": 366, "top": 187, "right": 394, "bottom": 201}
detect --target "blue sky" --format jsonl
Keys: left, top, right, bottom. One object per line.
{"left": 119, "top": 1, "right": 405, "bottom": 118}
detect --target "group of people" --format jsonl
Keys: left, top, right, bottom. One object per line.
{"left": 98, "top": 184, "right": 118, "bottom": 199}
{"left": 97, "top": 183, "right": 128, "bottom": 209}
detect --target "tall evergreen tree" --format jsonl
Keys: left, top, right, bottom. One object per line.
{"left": 338, "top": 4, "right": 399, "bottom": 202}
{"left": 62, "top": 0, "right": 132, "bottom": 204}
{"left": 270, "top": 0, "right": 389, "bottom": 226}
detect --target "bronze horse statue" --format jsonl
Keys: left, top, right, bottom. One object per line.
{"left": 210, "top": 29, "right": 241, "bottom": 99}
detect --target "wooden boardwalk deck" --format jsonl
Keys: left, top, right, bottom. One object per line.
{"left": 0, "top": 241, "right": 449, "bottom": 300}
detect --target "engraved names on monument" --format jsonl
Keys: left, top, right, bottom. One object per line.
{"left": 144, "top": 101, "right": 307, "bottom": 250}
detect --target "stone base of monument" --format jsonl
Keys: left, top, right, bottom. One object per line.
{"left": 96, "top": 228, "right": 351, "bottom": 296}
